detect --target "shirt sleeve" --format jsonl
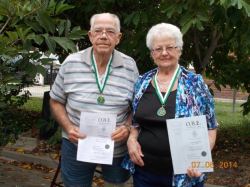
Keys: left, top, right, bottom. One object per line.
{"left": 197, "top": 75, "right": 218, "bottom": 129}
{"left": 131, "top": 74, "right": 146, "bottom": 128}
{"left": 49, "top": 63, "right": 67, "bottom": 104}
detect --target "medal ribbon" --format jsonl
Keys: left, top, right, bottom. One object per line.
{"left": 153, "top": 65, "right": 180, "bottom": 106}
{"left": 91, "top": 49, "right": 113, "bottom": 94}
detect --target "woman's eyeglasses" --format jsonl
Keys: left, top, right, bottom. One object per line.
{"left": 152, "top": 46, "right": 178, "bottom": 54}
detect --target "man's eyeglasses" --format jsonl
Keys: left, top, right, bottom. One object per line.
{"left": 92, "top": 28, "right": 117, "bottom": 37}
{"left": 152, "top": 46, "right": 178, "bottom": 54}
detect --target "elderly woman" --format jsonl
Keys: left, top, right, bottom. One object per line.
{"left": 123, "top": 23, "right": 217, "bottom": 187}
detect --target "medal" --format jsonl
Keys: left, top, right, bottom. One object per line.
{"left": 91, "top": 49, "right": 113, "bottom": 104}
{"left": 97, "top": 95, "right": 105, "bottom": 104}
{"left": 154, "top": 65, "right": 180, "bottom": 117}
{"left": 157, "top": 106, "right": 167, "bottom": 116}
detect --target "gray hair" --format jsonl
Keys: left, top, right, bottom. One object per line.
{"left": 146, "top": 23, "right": 183, "bottom": 50}
{"left": 90, "top": 13, "right": 121, "bottom": 32}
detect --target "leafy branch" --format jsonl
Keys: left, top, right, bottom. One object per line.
{"left": 0, "top": 16, "right": 11, "bottom": 34}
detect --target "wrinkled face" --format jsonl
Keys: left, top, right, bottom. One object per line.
{"left": 88, "top": 15, "right": 122, "bottom": 56}
{"left": 151, "top": 36, "right": 181, "bottom": 70}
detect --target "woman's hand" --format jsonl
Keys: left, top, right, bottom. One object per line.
{"left": 127, "top": 136, "right": 144, "bottom": 166}
{"left": 187, "top": 167, "right": 202, "bottom": 178}
{"left": 111, "top": 125, "right": 130, "bottom": 142}
{"left": 112, "top": 115, "right": 132, "bottom": 142}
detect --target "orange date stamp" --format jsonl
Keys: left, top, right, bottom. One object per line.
{"left": 191, "top": 161, "right": 238, "bottom": 169}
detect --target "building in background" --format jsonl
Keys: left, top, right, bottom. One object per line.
{"left": 34, "top": 54, "right": 61, "bottom": 86}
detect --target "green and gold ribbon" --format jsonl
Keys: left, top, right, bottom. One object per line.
{"left": 153, "top": 65, "right": 180, "bottom": 116}
{"left": 91, "top": 49, "right": 113, "bottom": 104}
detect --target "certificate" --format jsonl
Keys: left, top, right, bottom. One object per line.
{"left": 77, "top": 112, "right": 116, "bottom": 165}
{"left": 166, "top": 115, "right": 214, "bottom": 174}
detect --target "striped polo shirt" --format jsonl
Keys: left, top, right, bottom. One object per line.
{"left": 50, "top": 47, "right": 139, "bottom": 157}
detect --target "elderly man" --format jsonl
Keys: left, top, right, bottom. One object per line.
{"left": 50, "top": 13, "right": 139, "bottom": 187}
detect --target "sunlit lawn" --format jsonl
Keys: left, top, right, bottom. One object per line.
{"left": 22, "top": 98, "right": 250, "bottom": 130}
{"left": 22, "top": 97, "right": 43, "bottom": 112}
{"left": 215, "top": 101, "right": 250, "bottom": 126}
{"left": 215, "top": 101, "right": 250, "bottom": 138}
{"left": 23, "top": 98, "right": 250, "bottom": 122}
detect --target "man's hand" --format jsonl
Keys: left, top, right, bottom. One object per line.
{"left": 50, "top": 99, "right": 86, "bottom": 143}
{"left": 67, "top": 125, "right": 86, "bottom": 143}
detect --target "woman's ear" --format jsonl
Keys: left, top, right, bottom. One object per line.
{"left": 150, "top": 50, "right": 154, "bottom": 59}
{"left": 177, "top": 48, "right": 182, "bottom": 58}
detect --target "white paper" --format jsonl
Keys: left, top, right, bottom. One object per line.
{"left": 77, "top": 112, "right": 116, "bottom": 165}
{"left": 166, "top": 115, "right": 214, "bottom": 174}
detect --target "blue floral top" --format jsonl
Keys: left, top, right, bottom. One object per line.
{"left": 122, "top": 66, "right": 217, "bottom": 187}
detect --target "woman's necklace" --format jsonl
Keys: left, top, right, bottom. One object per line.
{"left": 153, "top": 65, "right": 180, "bottom": 117}
{"left": 158, "top": 81, "right": 169, "bottom": 92}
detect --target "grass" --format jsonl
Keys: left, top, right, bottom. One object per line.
{"left": 22, "top": 98, "right": 250, "bottom": 126}
{"left": 21, "top": 98, "right": 250, "bottom": 132}
{"left": 22, "top": 97, "right": 43, "bottom": 112}
{"left": 215, "top": 101, "right": 250, "bottom": 126}
{"left": 215, "top": 101, "right": 250, "bottom": 138}
{"left": 21, "top": 98, "right": 250, "bottom": 123}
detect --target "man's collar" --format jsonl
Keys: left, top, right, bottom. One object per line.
{"left": 81, "top": 47, "right": 124, "bottom": 67}
{"left": 112, "top": 49, "right": 123, "bottom": 67}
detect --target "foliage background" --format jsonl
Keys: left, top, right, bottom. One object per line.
{"left": 62, "top": 0, "right": 250, "bottom": 113}
{"left": 0, "top": 0, "right": 250, "bottom": 144}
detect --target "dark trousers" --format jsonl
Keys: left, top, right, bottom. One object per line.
{"left": 133, "top": 166, "right": 204, "bottom": 187}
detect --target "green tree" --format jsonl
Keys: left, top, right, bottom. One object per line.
{"left": 0, "top": 0, "right": 87, "bottom": 105}
{"left": 0, "top": 0, "right": 86, "bottom": 144}
{"left": 62, "top": 0, "right": 250, "bottom": 115}
{"left": 1, "top": 0, "right": 250, "bottom": 116}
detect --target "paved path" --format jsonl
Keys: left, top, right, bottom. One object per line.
{"left": 0, "top": 158, "right": 54, "bottom": 187}
{"left": 22, "top": 85, "right": 50, "bottom": 98}
{"left": 0, "top": 157, "right": 225, "bottom": 187}
{"left": 0, "top": 143, "right": 227, "bottom": 187}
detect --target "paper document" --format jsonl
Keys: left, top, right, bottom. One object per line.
{"left": 166, "top": 115, "right": 214, "bottom": 174}
{"left": 77, "top": 112, "right": 116, "bottom": 165}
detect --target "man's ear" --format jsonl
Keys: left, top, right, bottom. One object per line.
{"left": 116, "top": 33, "right": 122, "bottom": 45}
{"left": 88, "top": 31, "right": 93, "bottom": 43}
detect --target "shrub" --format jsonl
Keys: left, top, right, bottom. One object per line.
{"left": 0, "top": 108, "right": 40, "bottom": 146}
